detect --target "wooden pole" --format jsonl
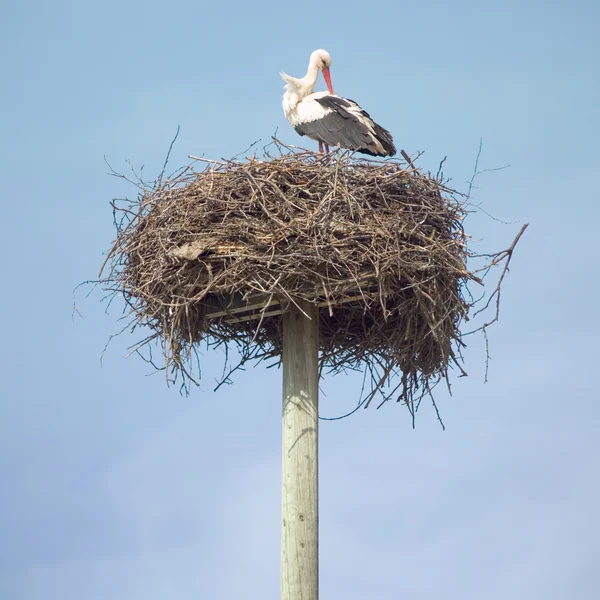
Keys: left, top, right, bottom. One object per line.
{"left": 281, "top": 300, "right": 319, "bottom": 600}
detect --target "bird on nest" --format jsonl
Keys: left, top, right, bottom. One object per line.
{"left": 281, "top": 49, "right": 396, "bottom": 157}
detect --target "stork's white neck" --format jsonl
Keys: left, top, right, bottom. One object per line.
{"left": 281, "top": 61, "right": 320, "bottom": 118}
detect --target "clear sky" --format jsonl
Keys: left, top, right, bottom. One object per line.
{"left": 2, "top": 0, "right": 599, "bottom": 598}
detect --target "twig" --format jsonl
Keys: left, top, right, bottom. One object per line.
{"left": 156, "top": 125, "right": 180, "bottom": 188}
{"left": 400, "top": 149, "right": 418, "bottom": 171}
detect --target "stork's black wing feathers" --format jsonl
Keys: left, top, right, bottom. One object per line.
{"left": 295, "top": 95, "right": 396, "bottom": 157}
{"left": 295, "top": 110, "right": 373, "bottom": 155}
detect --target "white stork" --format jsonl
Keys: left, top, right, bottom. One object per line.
{"left": 281, "top": 49, "right": 396, "bottom": 157}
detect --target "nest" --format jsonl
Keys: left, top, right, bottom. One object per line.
{"left": 100, "top": 146, "right": 523, "bottom": 412}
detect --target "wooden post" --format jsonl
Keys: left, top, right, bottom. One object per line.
{"left": 281, "top": 300, "right": 319, "bottom": 600}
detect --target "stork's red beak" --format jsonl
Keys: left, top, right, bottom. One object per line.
{"left": 322, "top": 67, "right": 334, "bottom": 95}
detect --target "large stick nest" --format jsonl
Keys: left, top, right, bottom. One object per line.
{"left": 100, "top": 146, "right": 524, "bottom": 412}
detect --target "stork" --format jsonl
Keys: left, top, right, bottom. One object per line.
{"left": 281, "top": 49, "right": 396, "bottom": 157}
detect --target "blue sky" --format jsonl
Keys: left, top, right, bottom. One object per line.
{"left": 2, "top": 0, "right": 599, "bottom": 598}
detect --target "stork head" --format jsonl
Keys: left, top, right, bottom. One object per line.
{"left": 310, "top": 49, "right": 334, "bottom": 95}
{"left": 309, "top": 49, "right": 332, "bottom": 70}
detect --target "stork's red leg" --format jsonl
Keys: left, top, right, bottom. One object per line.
{"left": 318, "top": 141, "right": 324, "bottom": 155}
{"left": 324, "top": 144, "right": 330, "bottom": 154}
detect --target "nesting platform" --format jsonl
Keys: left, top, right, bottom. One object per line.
{"left": 101, "top": 149, "right": 480, "bottom": 401}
